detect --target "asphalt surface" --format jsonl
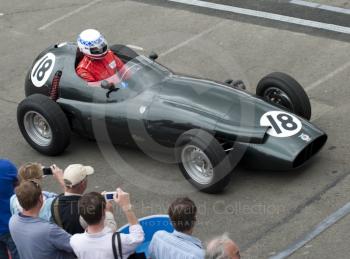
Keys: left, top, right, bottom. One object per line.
{"left": 1, "top": 0, "right": 350, "bottom": 258}
{"left": 137, "top": 0, "right": 350, "bottom": 42}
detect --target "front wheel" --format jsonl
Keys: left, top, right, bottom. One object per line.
{"left": 175, "top": 129, "right": 235, "bottom": 193}
{"left": 256, "top": 72, "right": 311, "bottom": 120}
{"left": 17, "top": 94, "right": 71, "bottom": 156}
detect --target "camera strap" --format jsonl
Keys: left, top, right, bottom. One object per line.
{"left": 51, "top": 194, "right": 64, "bottom": 228}
{"left": 112, "top": 232, "right": 123, "bottom": 259}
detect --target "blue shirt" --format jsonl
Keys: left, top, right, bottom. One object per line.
{"left": 10, "top": 191, "right": 57, "bottom": 221}
{"left": 0, "top": 159, "right": 17, "bottom": 234}
{"left": 148, "top": 230, "right": 205, "bottom": 259}
{"left": 9, "top": 214, "right": 75, "bottom": 259}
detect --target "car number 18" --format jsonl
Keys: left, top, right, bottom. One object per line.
{"left": 31, "top": 53, "right": 56, "bottom": 88}
{"left": 260, "top": 111, "right": 302, "bottom": 137}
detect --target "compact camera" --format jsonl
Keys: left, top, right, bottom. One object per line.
{"left": 104, "top": 192, "right": 117, "bottom": 201}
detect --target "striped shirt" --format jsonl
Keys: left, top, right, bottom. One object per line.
{"left": 148, "top": 230, "right": 204, "bottom": 259}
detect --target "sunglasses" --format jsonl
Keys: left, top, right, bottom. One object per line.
{"left": 29, "top": 179, "right": 41, "bottom": 189}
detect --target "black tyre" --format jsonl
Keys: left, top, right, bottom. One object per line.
{"left": 175, "top": 129, "right": 234, "bottom": 193}
{"left": 256, "top": 72, "right": 311, "bottom": 120}
{"left": 17, "top": 94, "right": 71, "bottom": 156}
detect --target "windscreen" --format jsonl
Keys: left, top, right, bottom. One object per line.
{"left": 121, "top": 55, "right": 171, "bottom": 92}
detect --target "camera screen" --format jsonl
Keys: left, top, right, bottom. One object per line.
{"left": 105, "top": 193, "right": 114, "bottom": 200}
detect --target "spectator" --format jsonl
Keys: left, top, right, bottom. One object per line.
{"left": 9, "top": 181, "right": 75, "bottom": 259}
{"left": 10, "top": 162, "right": 59, "bottom": 221}
{"left": 70, "top": 189, "right": 144, "bottom": 259}
{"left": 148, "top": 197, "right": 205, "bottom": 259}
{"left": 51, "top": 164, "right": 116, "bottom": 234}
{"left": 205, "top": 234, "right": 240, "bottom": 259}
{"left": 0, "top": 159, "right": 19, "bottom": 259}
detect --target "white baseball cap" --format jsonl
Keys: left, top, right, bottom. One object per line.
{"left": 63, "top": 164, "right": 94, "bottom": 188}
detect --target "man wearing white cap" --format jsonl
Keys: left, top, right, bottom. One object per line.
{"left": 63, "top": 164, "right": 94, "bottom": 188}
{"left": 51, "top": 164, "right": 116, "bottom": 235}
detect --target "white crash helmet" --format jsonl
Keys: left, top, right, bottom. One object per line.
{"left": 77, "top": 29, "right": 108, "bottom": 59}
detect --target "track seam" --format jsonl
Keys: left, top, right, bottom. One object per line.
{"left": 1, "top": 4, "right": 86, "bottom": 16}
{"left": 242, "top": 171, "right": 350, "bottom": 251}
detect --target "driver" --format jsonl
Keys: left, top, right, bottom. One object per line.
{"left": 76, "top": 29, "right": 128, "bottom": 86}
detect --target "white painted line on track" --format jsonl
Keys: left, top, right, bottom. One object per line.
{"left": 168, "top": 0, "right": 350, "bottom": 34}
{"left": 290, "top": 0, "right": 319, "bottom": 8}
{"left": 0, "top": 13, "right": 3, "bottom": 16}
{"left": 126, "top": 45, "right": 144, "bottom": 51}
{"left": 310, "top": 100, "right": 333, "bottom": 121}
{"left": 319, "top": 4, "right": 350, "bottom": 15}
{"left": 290, "top": 0, "right": 350, "bottom": 15}
{"left": 160, "top": 20, "right": 228, "bottom": 57}
{"left": 306, "top": 61, "right": 350, "bottom": 91}
{"left": 38, "top": 0, "right": 102, "bottom": 31}
{"left": 270, "top": 201, "right": 350, "bottom": 259}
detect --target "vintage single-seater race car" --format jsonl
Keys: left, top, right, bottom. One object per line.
{"left": 17, "top": 42, "right": 327, "bottom": 193}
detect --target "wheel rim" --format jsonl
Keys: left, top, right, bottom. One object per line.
{"left": 23, "top": 111, "right": 52, "bottom": 147}
{"left": 263, "top": 87, "right": 294, "bottom": 111}
{"left": 181, "top": 145, "right": 214, "bottom": 185}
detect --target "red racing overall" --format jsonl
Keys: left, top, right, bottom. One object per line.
{"left": 76, "top": 50, "right": 126, "bottom": 85}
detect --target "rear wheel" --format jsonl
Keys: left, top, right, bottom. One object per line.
{"left": 175, "top": 129, "right": 235, "bottom": 193}
{"left": 17, "top": 94, "right": 71, "bottom": 156}
{"left": 256, "top": 72, "right": 311, "bottom": 120}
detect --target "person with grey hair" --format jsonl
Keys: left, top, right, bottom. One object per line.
{"left": 205, "top": 233, "right": 240, "bottom": 259}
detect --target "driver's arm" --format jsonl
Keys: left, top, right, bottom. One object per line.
{"left": 76, "top": 67, "right": 110, "bottom": 87}
{"left": 87, "top": 74, "right": 121, "bottom": 87}
{"left": 87, "top": 81, "right": 103, "bottom": 87}
{"left": 76, "top": 67, "right": 96, "bottom": 83}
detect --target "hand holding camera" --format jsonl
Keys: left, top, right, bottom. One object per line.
{"left": 115, "top": 188, "right": 132, "bottom": 212}
{"left": 41, "top": 164, "right": 63, "bottom": 176}
{"left": 42, "top": 167, "right": 53, "bottom": 175}
{"left": 102, "top": 189, "right": 133, "bottom": 213}
{"left": 49, "top": 164, "right": 65, "bottom": 188}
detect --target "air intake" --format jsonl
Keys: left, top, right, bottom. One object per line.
{"left": 293, "top": 134, "right": 327, "bottom": 168}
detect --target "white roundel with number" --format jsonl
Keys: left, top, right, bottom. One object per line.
{"left": 31, "top": 53, "right": 56, "bottom": 87}
{"left": 260, "top": 111, "right": 302, "bottom": 138}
